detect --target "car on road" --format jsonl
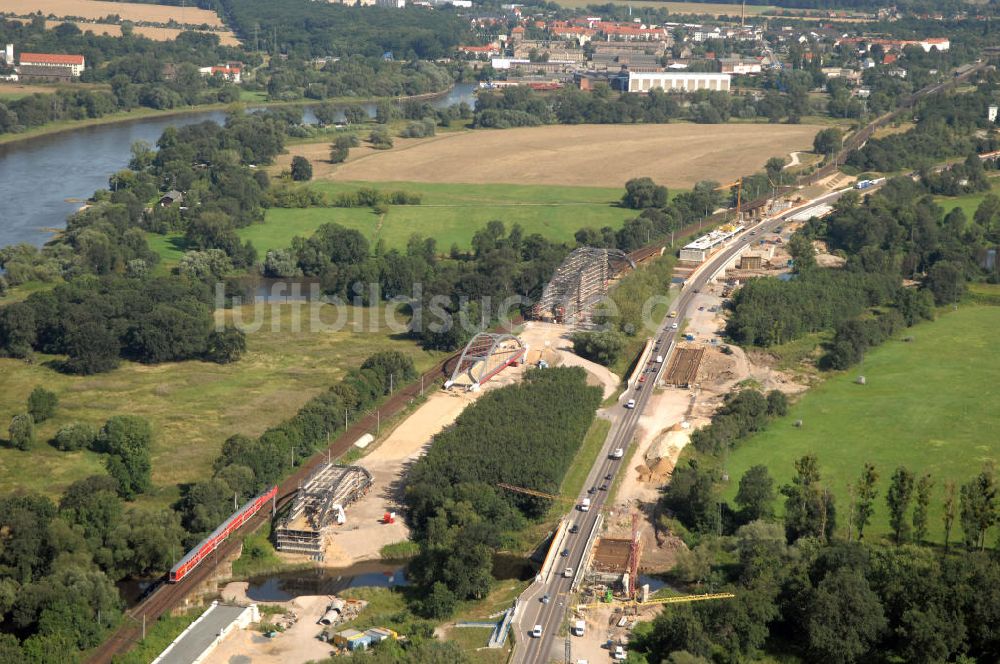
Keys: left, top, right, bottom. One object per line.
{"left": 599, "top": 484, "right": 608, "bottom": 491}
{"left": 638, "top": 375, "right": 646, "bottom": 383}
{"left": 588, "top": 486, "right": 597, "bottom": 494}
{"left": 540, "top": 594, "right": 550, "bottom": 604}
{"left": 561, "top": 548, "right": 570, "bottom": 557}
{"left": 625, "top": 399, "right": 636, "bottom": 408}
{"left": 605, "top": 473, "right": 612, "bottom": 481}
{"left": 564, "top": 567, "right": 573, "bottom": 578}
{"left": 671, "top": 322, "right": 678, "bottom": 329}
{"left": 532, "top": 625, "right": 543, "bottom": 638}
{"left": 569, "top": 524, "right": 579, "bottom": 534}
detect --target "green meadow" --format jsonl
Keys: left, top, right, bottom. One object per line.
{"left": 719, "top": 303, "right": 1000, "bottom": 544}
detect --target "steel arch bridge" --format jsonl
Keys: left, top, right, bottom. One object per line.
{"left": 445, "top": 333, "right": 526, "bottom": 390}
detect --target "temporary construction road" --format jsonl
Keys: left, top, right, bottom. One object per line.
{"left": 511, "top": 185, "right": 858, "bottom": 664}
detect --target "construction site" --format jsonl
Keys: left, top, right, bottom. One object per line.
{"left": 274, "top": 463, "right": 374, "bottom": 560}
{"left": 532, "top": 246, "right": 636, "bottom": 327}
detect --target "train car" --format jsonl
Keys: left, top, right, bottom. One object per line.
{"left": 169, "top": 485, "right": 278, "bottom": 583}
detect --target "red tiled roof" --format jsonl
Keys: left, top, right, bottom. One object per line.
{"left": 19, "top": 52, "right": 84, "bottom": 66}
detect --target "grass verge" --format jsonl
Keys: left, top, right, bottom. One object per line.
{"left": 108, "top": 607, "right": 205, "bottom": 664}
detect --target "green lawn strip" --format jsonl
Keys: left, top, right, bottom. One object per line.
{"left": 444, "top": 626, "right": 509, "bottom": 664}
{"left": 107, "top": 606, "right": 206, "bottom": 664}
{"left": 933, "top": 179, "right": 1000, "bottom": 220}
{"left": 719, "top": 305, "right": 1000, "bottom": 544}
{"left": 244, "top": 181, "right": 641, "bottom": 254}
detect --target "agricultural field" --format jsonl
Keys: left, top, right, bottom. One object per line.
{"left": 720, "top": 304, "right": 1000, "bottom": 544}
{"left": 52, "top": 20, "right": 240, "bottom": 45}
{"left": 0, "top": 303, "right": 443, "bottom": 507}
{"left": 4, "top": 0, "right": 225, "bottom": 27}
{"left": 241, "top": 181, "right": 641, "bottom": 254}
{"left": 319, "top": 124, "right": 821, "bottom": 189}
{"left": 551, "top": 0, "right": 775, "bottom": 15}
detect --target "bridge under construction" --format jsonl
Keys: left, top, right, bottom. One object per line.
{"left": 274, "top": 463, "right": 373, "bottom": 559}
{"left": 533, "top": 247, "right": 635, "bottom": 327}
{"left": 445, "top": 332, "right": 526, "bottom": 390}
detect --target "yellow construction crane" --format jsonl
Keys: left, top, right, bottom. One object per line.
{"left": 714, "top": 177, "right": 744, "bottom": 223}
{"left": 575, "top": 592, "right": 736, "bottom": 612}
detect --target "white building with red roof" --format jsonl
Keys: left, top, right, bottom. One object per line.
{"left": 18, "top": 52, "right": 85, "bottom": 77}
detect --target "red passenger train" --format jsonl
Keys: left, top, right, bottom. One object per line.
{"left": 169, "top": 486, "right": 278, "bottom": 583}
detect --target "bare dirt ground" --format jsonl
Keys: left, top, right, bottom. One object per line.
{"left": 319, "top": 388, "right": 483, "bottom": 567}
{"left": 603, "top": 238, "right": 810, "bottom": 573}
{"left": 207, "top": 582, "right": 334, "bottom": 664}
{"left": 296, "top": 325, "right": 617, "bottom": 567}
{"left": 326, "top": 124, "right": 823, "bottom": 188}
{"left": 518, "top": 320, "right": 620, "bottom": 399}
{"left": 4, "top": 0, "right": 225, "bottom": 26}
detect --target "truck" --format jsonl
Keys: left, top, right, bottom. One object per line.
{"left": 573, "top": 620, "right": 586, "bottom": 636}
{"left": 611, "top": 448, "right": 624, "bottom": 459}
{"left": 655, "top": 355, "right": 664, "bottom": 363}
{"left": 580, "top": 498, "right": 591, "bottom": 512}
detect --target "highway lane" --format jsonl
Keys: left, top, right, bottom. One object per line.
{"left": 512, "top": 186, "right": 856, "bottom": 664}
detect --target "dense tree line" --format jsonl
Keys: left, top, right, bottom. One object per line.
{"left": 647, "top": 443, "right": 1000, "bottom": 664}
{"left": 473, "top": 84, "right": 817, "bottom": 129}
{"left": 848, "top": 73, "right": 1000, "bottom": 172}
{"left": 219, "top": 0, "right": 470, "bottom": 59}
{"left": 403, "top": 368, "right": 601, "bottom": 615}
{"left": 726, "top": 166, "right": 997, "bottom": 355}
{"left": 257, "top": 56, "right": 455, "bottom": 103}
{"left": 0, "top": 473, "right": 186, "bottom": 661}
{"left": 0, "top": 273, "right": 245, "bottom": 373}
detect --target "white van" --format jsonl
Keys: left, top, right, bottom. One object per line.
{"left": 532, "top": 624, "right": 542, "bottom": 638}
{"left": 655, "top": 355, "right": 664, "bottom": 363}
{"left": 564, "top": 567, "right": 574, "bottom": 578}
{"left": 580, "top": 498, "right": 591, "bottom": 512}
{"left": 573, "top": 620, "right": 585, "bottom": 636}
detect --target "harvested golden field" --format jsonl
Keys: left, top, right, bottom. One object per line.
{"left": 329, "top": 124, "right": 823, "bottom": 188}
{"left": 58, "top": 21, "right": 239, "bottom": 45}
{"left": 4, "top": 0, "right": 225, "bottom": 28}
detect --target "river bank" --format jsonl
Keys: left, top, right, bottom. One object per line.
{"left": 0, "top": 84, "right": 468, "bottom": 148}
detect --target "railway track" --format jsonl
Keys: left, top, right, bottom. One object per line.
{"left": 86, "top": 352, "right": 455, "bottom": 664}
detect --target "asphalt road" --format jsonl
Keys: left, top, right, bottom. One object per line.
{"left": 511, "top": 186, "right": 856, "bottom": 664}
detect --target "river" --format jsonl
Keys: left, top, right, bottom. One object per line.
{"left": 0, "top": 83, "right": 478, "bottom": 250}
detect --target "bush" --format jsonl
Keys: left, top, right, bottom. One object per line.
{"left": 570, "top": 330, "right": 625, "bottom": 366}
{"left": 206, "top": 327, "right": 246, "bottom": 364}
{"left": 8, "top": 413, "right": 35, "bottom": 450}
{"left": 53, "top": 423, "right": 98, "bottom": 452}
{"left": 27, "top": 387, "right": 58, "bottom": 423}
{"left": 290, "top": 156, "right": 313, "bottom": 181}
{"left": 369, "top": 128, "right": 394, "bottom": 149}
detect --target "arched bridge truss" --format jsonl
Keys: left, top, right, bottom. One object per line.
{"left": 445, "top": 333, "right": 526, "bottom": 390}
{"left": 533, "top": 247, "right": 635, "bottom": 326}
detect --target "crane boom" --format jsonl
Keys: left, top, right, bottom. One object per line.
{"left": 496, "top": 483, "right": 560, "bottom": 500}
{"left": 575, "top": 592, "right": 735, "bottom": 611}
